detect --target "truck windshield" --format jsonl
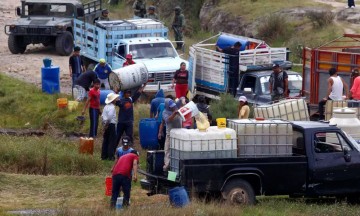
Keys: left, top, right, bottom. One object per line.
{"left": 25, "top": 3, "right": 74, "bottom": 17}
{"left": 260, "top": 74, "right": 302, "bottom": 94}
{"left": 129, "top": 42, "right": 177, "bottom": 59}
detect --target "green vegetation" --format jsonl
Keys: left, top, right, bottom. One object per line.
{"left": 210, "top": 94, "right": 240, "bottom": 120}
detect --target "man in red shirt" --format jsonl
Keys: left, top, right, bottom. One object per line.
{"left": 123, "top": 54, "right": 136, "bottom": 67}
{"left": 81, "top": 79, "right": 101, "bottom": 137}
{"left": 110, "top": 150, "right": 139, "bottom": 208}
{"left": 350, "top": 69, "right": 360, "bottom": 100}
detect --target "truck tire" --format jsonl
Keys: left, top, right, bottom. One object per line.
{"left": 55, "top": 31, "right": 73, "bottom": 56}
{"left": 222, "top": 179, "right": 256, "bottom": 205}
{"left": 8, "top": 35, "right": 26, "bottom": 54}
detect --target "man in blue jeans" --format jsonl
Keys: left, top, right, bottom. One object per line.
{"left": 110, "top": 150, "right": 139, "bottom": 208}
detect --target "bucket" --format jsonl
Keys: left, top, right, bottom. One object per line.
{"left": 100, "top": 90, "right": 114, "bottom": 105}
{"left": 67, "top": 101, "right": 79, "bottom": 111}
{"left": 216, "top": 118, "right": 226, "bottom": 128}
{"left": 105, "top": 176, "right": 112, "bottom": 196}
{"left": 43, "top": 58, "right": 52, "bottom": 67}
{"left": 139, "top": 118, "right": 159, "bottom": 149}
{"left": 177, "top": 101, "right": 199, "bottom": 121}
{"left": 57, "top": 98, "right": 68, "bottom": 108}
{"left": 41, "top": 66, "right": 60, "bottom": 94}
{"left": 109, "top": 63, "right": 148, "bottom": 91}
{"left": 79, "top": 137, "right": 94, "bottom": 155}
{"left": 169, "top": 186, "right": 190, "bottom": 208}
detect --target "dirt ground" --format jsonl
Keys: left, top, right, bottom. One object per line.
{"left": 0, "top": 0, "right": 72, "bottom": 95}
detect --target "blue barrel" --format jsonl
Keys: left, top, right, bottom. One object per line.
{"left": 100, "top": 90, "right": 114, "bottom": 105}
{"left": 169, "top": 186, "right": 190, "bottom": 208}
{"left": 41, "top": 66, "right": 60, "bottom": 94}
{"left": 43, "top": 58, "right": 52, "bottom": 67}
{"left": 216, "top": 34, "right": 250, "bottom": 51}
{"left": 139, "top": 118, "right": 159, "bottom": 149}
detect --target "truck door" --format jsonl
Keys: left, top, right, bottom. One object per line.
{"left": 239, "top": 75, "right": 258, "bottom": 103}
{"left": 311, "top": 131, "right": 357, "bottom": 193}
{"left": 112, "top": 43, "right": 126, "bottom": 69}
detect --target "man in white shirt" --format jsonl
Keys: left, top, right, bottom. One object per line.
{"left": 101, "top": 93, "right": 120, "bottom": 160}
{"left": 317, "top": 68, "right": 349, "bottom": 120}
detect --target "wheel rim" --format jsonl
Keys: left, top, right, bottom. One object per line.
{"left": 230, "top": 189, "right": 248, "bottom": 205}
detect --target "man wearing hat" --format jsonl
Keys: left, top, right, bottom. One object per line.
{"left": 110, "top": 149, "right": 139, "bottom": 208}
{"left": 123, "top": 54, "right": 136, "bottom": 67}
{"left": 69, "top": 46, "right": 85, "bottom": 88}
{"left": 115, "top": 136, "right": 134, "bottom": 159}
{"left": 144, "top": 6, "right": 159, "bottom": 20}
{"left": 172, "top": 6, "right": 185, "bottom": 50}
{"left": 350, "top": 68, "right": 360, "bottom": 100}
{"left": 94, "top": 59, "right": 113, "bottom": 90}
{"left": 99, "top": 9, "right": 110, "bottom": 21}
{"left": 269, "top": 63, "right": 289, "bottom": 102}
{"left": 101, "top": 92, "right": 120, "bottom": 160}
{"left": 158, "top": 98, "right": 182, "bottom": 172}
{"left": 238, "top": 96, "right": 250, "bottom": 119}
{"left": 115, "top": 83, "right": 147, "bottom": 145}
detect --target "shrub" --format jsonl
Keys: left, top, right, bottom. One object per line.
{"left": 306, "top": 10, "right": 334, "bottom": 28}
{"left": 257, "top": 14, "right": 293, "bottom": 42}
{"left": 210, "top": 94, "right": 239, "bottom": 120}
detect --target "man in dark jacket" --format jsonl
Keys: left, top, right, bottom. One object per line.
{"left": 150, "top": 89, "right": 165, "bottom": 118}
{"left": 74, "top": 70, "right": 98, "bottom": 101}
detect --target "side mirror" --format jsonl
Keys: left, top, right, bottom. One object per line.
{"left": 16, "top": 7, "right": 21, "bottom": 16}
{"left": 77, "top": 8, "right": 84, "bottom": 17}
{"left": 344, "top": 147, "right": 351, "bottom": 162}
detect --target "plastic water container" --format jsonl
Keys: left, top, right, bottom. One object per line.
{"left": 105, "top": 176, "right": 112, "bottom": 196}
{"left": 169, "top": 186, "right": 190, "bottom": 208}
{"left": 57, "top": 98, "right": 68, "bottom": 108}
{"left": 116, "top": 197, "right": 123, "bottom": 209}
{"left": 139, "top": 118, "right": 159, "bottom": 149}
{"left": 109, "top": 63, "right": 148, "bottom": 91}
{"left": 79, "top": 137, "right": 94, "bottom": 155}
{"left": 100, "top": 90, "right": 114, "bottom": 105}
{"left": 43, "top": 58, "right": 52, "bottom": 67}
{"left": 216, "top": 34, "right": 250, "bottom": 51}
{"left": 178, "top": 101, "right": 199, "bottom": 121}
{"left": 216, "top": 118, "right": 226, "bottom": 128}
{"left": 41, "top": 66, "right": 60, "bottom": 94}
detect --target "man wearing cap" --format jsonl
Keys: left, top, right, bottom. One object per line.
{"left": 217, "top": 42, "right": 242, "bottom": 97}
{"left": 94, "top": 59, "right": 113, "bottom": 90}
{"left": 110, "top": 149, "right": 139, "bottom": 208}
{"left": 115, "top": 136, "right": 134, "bottom": 159}
{"left": 99, "top": 9, "right": 110, "bottom": 21}
{"left": 115, "top": 83, "right": 147, "bottom": 145}
{"left": 123, "top": 54, "right": 136, "bottom": 67}
{"left": 172, "top": 6, "right": 185, "bottom": 50}
{"left": 133, "top": 0, "right": 146, "bottom": 18}
{"left": 69, "top": 46, "right": 85, "bottom": 88}
{"left": 101, "top": 93, "right": 120, "bottom": 160}
{"left": 350, "top": 68, "right": 360, "bottom": 100}
{"left": 269, "top": 63, "right": 289, "bottom": 102}
{"left": 238, "top": 96, "right": 250, "bottom": 119}
{"left": 158, "top": 98, "right": 182, "bottom": 172}
{"left": 144, "top": 6, "right": 159, "bottom": 20}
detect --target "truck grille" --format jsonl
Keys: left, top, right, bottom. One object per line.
{"left": 26, "top": 28, "right": 42, "bottom": 34}
{"left": 154, "top": 71, "right": 175, "bottom": 82}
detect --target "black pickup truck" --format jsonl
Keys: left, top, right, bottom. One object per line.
{"left": 140, "top": 121, "right": 360, "bottom": 204}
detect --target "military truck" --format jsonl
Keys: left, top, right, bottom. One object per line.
{"left": 4, "top": 0, "right": 102, "bottom": 56}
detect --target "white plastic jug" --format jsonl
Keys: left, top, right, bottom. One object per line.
{"left": 177, "top": 101, "right": 199, "bottom": 121}
{"left": 116, "top": 197, "right": 123, "bottom": 209}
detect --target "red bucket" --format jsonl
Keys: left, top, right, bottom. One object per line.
{"left": 105, "top": 176, "right": 112, "bottom": 196}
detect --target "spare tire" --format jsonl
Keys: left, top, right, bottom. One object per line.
{"left": 8, "top": 35, "right": 26, "bottom": 54}
{"left": 55, "top": 31, "right": 73, "bottom": 56}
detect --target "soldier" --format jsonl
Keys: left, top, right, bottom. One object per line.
{"left": 99, "top": 9, "right": 110, "bottom": 21}
{"left": 133, "top": 0, "right": 147, "bottom": 18}
{"left": 172, "top": 6, "right": 185, "bottom": 50}
{"left": 144, "top": 6, "right": 159, "bottom": 20}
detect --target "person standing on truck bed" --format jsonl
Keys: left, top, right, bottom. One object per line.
{"left": 350, "top": 69, "right": 360, "bottom": 100}
{"left": 172, "top": 6, "right": 185, "bottom": 50}
{"left": 144, "top": 6, "right": 159, "bottom": 20}
{"left": 110, "top": 150, "right": 139, "bottom": 208}
{"left": 217, "top": 42, "right": 242, "bottom": 97}
{"left": 317, "top": 68, "right": 349, "bottom": 120}
{"left": 172, "top": 62, "right": 189, "bottom": 99}
{"left": 69, "top": 46, "right": 86, "bottom": 88}
{"left": 158, "top": 99, "right": 182, "bottom": 172}
{"left": 81, "top": 79, "right": 101, "bottom": 138}
{"left": 115, "top": 84, "right": 147, "bottom": 145}
{"left": 74, "top": 69, "right": 98, "bottom": 101}
{"left": 269, "top": 63, "right": 289, "bottom": 102}
{"left": 94, "top": 59, "right": 113, "bottom": 90}
{"left": 98, "top": 9, "right": 110, "bottom": 21}
{"left": 133, "top": 0, "right": 147, "bottom": 18}
{"left": 123, "top": 54, "right": 136, "bottom": 67}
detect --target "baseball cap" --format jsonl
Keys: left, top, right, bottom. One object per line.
{"left": 99, "top": 58, "right": 106, "bottom": 64}
{"left": 169, "top": 99, "right": 176, "bottom": 108}
{"left": 272, "top": 63, "right": 280, "bottom": 68}
{"left": 122, "top": 136, "right": 130, "bottom": 146}
{"left": 238, "top": 96, "right": 247, "bottom": 102}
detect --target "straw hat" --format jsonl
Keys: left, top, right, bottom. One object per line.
{"left": 105, "top": 93, "right": 119, "bottom": 104}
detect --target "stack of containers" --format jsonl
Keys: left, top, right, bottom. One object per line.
{"left": 228, "top": 119, "right": 293, "bottom": 157}
{"left": 170, "top": 126, "right": 237, "bottom": 174}
{"left": 254, "top": 99, "right": 309, "bottom": 121}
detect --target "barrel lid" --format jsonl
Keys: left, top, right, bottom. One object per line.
{"left": 333, "top": 107, "right": 356, "bottom": 114}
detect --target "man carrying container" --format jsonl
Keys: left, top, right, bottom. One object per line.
{"left": 94, "top": 59, "right": 113, "bottom": 90}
